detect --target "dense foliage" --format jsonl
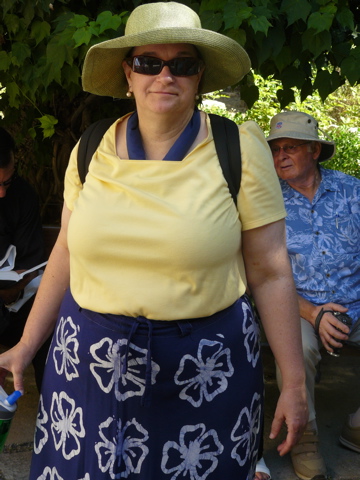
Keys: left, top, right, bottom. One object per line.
{"left": 203, "top": 77, "right": 360, "bottom": 179}
{"left": 0, "top": 0, "right": 359, "bottom": 220}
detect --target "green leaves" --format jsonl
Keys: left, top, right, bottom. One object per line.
{"left": 308, "top": 10, "right": 335, "bottom": 34}
{"left": 38, "top": 114, "right": 58, "bottom": 138}
{"left": 302, "top": 29, "right": 332, "bottom": 58}
{"left": 280, "top": 0, "right": 312, "bottom": 25}
{"left": 340, "top": 46, "right": 360, "bottom": 86}
{"left": 0, "top": 0, "right": 360, "bottom": 147}
{"left": 0, "top": 51, "right": 11, "bottom": 71}
{"left": 11, "top": 42, "right": 31, "bottom": 65}
{"left": 30, "top": 21, "right": 51, "bottom": 45}
{"left": 313, "top": 68, "right": 342, "bottom": 101}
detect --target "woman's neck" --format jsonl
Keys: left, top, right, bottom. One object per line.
{"left": 137, "top": 109, "right": 195, "bottom": 160}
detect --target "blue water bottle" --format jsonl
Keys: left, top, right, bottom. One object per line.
{"left": 0, "top": 387, "right": 22, "bottom": 452}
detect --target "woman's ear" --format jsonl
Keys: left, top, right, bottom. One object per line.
{"left": 123, "top": 60, "right": 132, "bottom": 83}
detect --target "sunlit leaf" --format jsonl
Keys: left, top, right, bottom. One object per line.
{"left": 38, "top": 114, "right": 58, "bottom": 138}
{"left": 96, "top": 11, "right": 125, "bottom": 34}
{"left": 68, "top": 14, "right": 89, "bottom": 29}
{"left": 73, "top": 27, "right": 92, "bottom": 47}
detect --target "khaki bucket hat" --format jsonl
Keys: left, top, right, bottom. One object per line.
{"left": 82, "top": 1, "right": 251, "bottom": 98}
{"left": 267, "top": 111, "right": 336, "bottom": 162}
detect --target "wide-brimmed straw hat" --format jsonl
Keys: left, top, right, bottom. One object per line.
{"left": 82, "top": 2, "right": 251, "bottom": 98}
{"left": 266, "top": 111, "right": 336, "bottom": 162}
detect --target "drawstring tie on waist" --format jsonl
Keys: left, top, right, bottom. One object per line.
{"left": 122, "top": 316, "right": 153, "bottom": 407}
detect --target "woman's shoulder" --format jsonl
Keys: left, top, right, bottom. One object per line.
{"left": 238, "top": 119, "right": 264, "bottom": 137}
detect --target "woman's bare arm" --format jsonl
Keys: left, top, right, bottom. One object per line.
{"left": 242, "top": 219, "right": 308, "bottom": 456}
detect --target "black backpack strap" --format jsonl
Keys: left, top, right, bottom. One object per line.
{"left": 77, "top": 114, "right": 241, "bottom": 206}
{"left": 77, "top": 117, "right": 118, "bottom": 184}
{"left": 209, "top": 113, "right": 241, "bottom": 205}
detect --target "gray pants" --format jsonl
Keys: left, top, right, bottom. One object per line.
{"left": 276, "top": 316, "right": 360, "bottom": 422}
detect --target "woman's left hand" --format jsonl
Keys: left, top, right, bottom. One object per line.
{"left": 269, "top": 384, "right": 308, "bottom": 456}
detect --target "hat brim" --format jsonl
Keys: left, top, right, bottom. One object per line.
{"left": 82, "top": 27, "right": 251, "bottom": 98}
{"left": 266, "top": 131, "right": 336, "bottom": 162}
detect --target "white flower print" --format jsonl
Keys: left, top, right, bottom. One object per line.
{"left": 90, "top": 337, "right": 160, "bottom": 401}
{"left": 36, "top": 466, "right": 63, "bottom": 480}
{"left": 231, "top": 392, "right": 261, "bottom": 467}
{"left": 242, "top": 302, "right": 260, "bottom": 368}
{"left": 36, "top": 467, "right": 90, "bottom": 480}
{"left": 53, "top": 315, "right": 80, "bottom": 380}
{"left": 50, "top": 391, "right": 85, "bottom": 460}
{"left": 95, "top": 416, "right": 149, "bottom": 479}
{"left": 34, "top": 394, "right": 49, "bottom": 454}
{"left": 161, "top": 423, "right": 224, "bottom": 479}
{"left": 281, "top": 168, "right": 360, "bottom": 322}
{"left": 174, "top": 339, "right": 234, "bottom": 407}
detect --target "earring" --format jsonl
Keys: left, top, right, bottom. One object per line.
{"left": 126, "top": 90, "right": 132, "bottom": 98}
{"left": 195, "top": 94, "right": 200, "bottom": 100}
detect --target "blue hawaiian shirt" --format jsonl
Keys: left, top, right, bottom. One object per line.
{"left": 280, "top": 167, "right": 360, "bottom": 327}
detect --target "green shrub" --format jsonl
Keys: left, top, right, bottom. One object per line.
{"left": 202, "top": 76, "right": 360, "bottom": 179}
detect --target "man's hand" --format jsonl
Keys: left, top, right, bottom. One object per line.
{"left": 0, "top": 341, "right": 34, "bottom": 393}
{"left": 313, "top": 303, "right": 350, "bottom": 353}
{"left": 0, "top": 270, "right": 38, "bottom": 305}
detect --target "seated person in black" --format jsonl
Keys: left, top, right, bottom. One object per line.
{"left": 0, "top": 126, "right": 49, "bottom": 391}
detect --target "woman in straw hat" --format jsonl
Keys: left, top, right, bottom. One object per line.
{"left": 0, "top": 3, "right": 307, "bottom": 479}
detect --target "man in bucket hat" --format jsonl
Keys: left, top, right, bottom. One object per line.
{"left": 267, "top": 110, "right": 360, "bottom": 480}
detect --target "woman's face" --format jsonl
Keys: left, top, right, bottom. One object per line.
{"left": 123, "top": 43, "right": 204, "bottom": 116}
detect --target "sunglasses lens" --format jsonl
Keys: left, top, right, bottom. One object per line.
{"left": 132, "top": 56, "right": 162, "bottom": 75}
{"left": 170, "top": 58, "right": 201, "bottom": 75}
{"left": 130, "top": 56, "right": 202, "bottom": 76}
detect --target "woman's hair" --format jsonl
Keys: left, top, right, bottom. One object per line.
{"left": 0, "top": 127, "right": 15, "bottom": 168}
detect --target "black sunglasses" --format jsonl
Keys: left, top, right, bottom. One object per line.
{"left": 0, "top": 170, "right": 17, "bottom": 187}
{"left": 126, "top": 55, "right": 204, "bottom": 76}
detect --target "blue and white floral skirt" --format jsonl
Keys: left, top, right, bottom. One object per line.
{"left": 30, "top": 289, "right": 263, "bottom": 480}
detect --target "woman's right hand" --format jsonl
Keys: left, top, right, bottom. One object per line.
{"left": 0, "top": 341, "right": 35, "bottom": 393}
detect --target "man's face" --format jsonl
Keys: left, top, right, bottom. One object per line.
{"left": 0, "top": 158, "right": 16, "bottom": 198}
{"left": 269, "top": 138, "right": 320, "bottom": 182}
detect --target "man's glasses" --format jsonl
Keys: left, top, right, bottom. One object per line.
{"left": 0, "top": 171, "right": 17, "bottom": 187}
{"left": 125, "top": 55, "right": 204, "bottom": 76}
{"left": 270, "top": 142, "right": 311, "bottom": 156}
